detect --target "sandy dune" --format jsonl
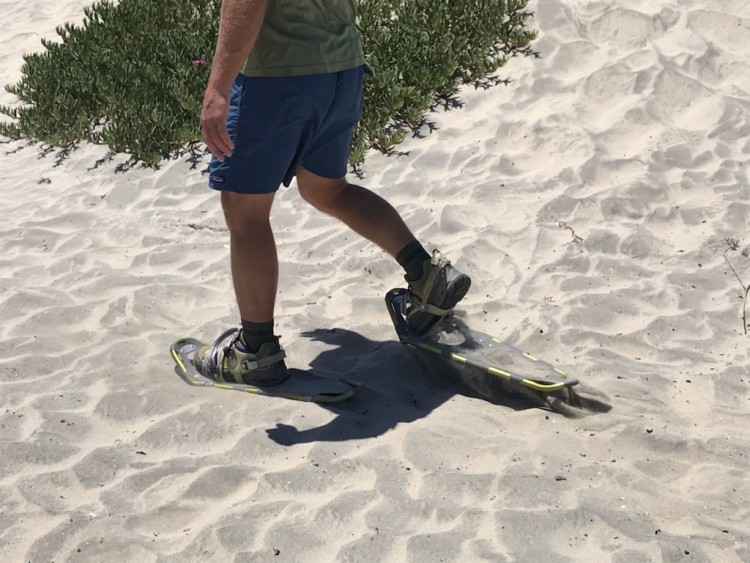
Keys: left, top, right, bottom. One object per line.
{"left": 1, "top": 0, "right": 749, "bottom": 561}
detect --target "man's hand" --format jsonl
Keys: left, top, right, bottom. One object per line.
{"left": 202, "top": 0, "right": 267, "bottom": 161}
{"left": 201, "top": 86, "right": 235, "bottom": 162}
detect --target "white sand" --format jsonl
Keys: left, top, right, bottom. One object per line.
{"left": 1, "top": 0, "right": 749, "bottom": 561}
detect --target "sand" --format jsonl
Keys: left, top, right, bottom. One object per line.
{"left": 1, "top": 0, "right": 749, "bottom": 561}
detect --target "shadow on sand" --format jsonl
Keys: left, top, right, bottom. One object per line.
{"left": 265, "top": 327, "right": 611, "bottom": 446}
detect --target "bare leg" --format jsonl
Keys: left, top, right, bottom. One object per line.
{"left": 295, "top": 165, "right": 416, "bottom": 257}
{"left": 221, "top": 191, "right": 277, "bottom": 323}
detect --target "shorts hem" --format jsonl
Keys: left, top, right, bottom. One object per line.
{"left": 208, "top": 180, "right": 280, "bottom": 195}
{"left": 299, "top": 162, "right": 347, "bottom": 181}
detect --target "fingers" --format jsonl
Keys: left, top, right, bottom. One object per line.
{"left": 201, "top": 89, "right": 235, "bottom": 161}
{"left": 203, "top": 121, "right": 234, "bottom": 162}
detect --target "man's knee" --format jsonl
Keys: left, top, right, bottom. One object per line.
{"left": 221, "top": 191, "right": 275, "bottom": 236}
{"left": 296, "top": 166, "right": 348, "bottom": 212}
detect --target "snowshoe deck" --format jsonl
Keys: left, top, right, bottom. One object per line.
{"left": 385, "top": 288, "right": 578, "bottom": 392}
{"left": 170, "top": 337, "right": 361, "bottom": 403}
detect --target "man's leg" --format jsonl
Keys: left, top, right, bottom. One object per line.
{"left": 295, "top": 165, "right": 418, "bottom": 258}
{"left": 194, "top": 189, "right": 288, "bottom": 385}
{"left": 221, "top": 190, "right": 277, "bottom": 323}
{"left": 296, "top": 165, "right": 471, "bottom": 334}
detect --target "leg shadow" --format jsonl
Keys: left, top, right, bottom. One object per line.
{"left": 265, "top": 326, "right": 607, "bottom": 446}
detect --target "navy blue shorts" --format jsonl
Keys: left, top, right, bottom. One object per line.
{"left": 208, "top": 65, "right": 366, "bottom": 194}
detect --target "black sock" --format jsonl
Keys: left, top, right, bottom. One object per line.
{"left": 240, "top": 320, "right": 276, "bottom": 353}
{"left": 396, "top": 240, "right": 430, "bottom": 282}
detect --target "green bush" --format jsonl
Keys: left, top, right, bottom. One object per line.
{"left": 352, "top": 0, "right": 538, "bottom": 164}
{"left": 1, "top": 0, "right": 537, "bottom": 166}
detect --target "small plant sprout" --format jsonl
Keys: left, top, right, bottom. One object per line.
{"left": 723, "top": 238, "right": 749, "bottom": 335}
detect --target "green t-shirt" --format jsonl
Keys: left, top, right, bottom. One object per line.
{"left": 242, "top": 0, "right": 365, "bottom": 77}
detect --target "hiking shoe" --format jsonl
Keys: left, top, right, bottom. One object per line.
{"left": 406, "top": 250, "right": 471, "bottom": 335}
{"left": 194, "top": 328, "right": 289, "bottom": 387}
